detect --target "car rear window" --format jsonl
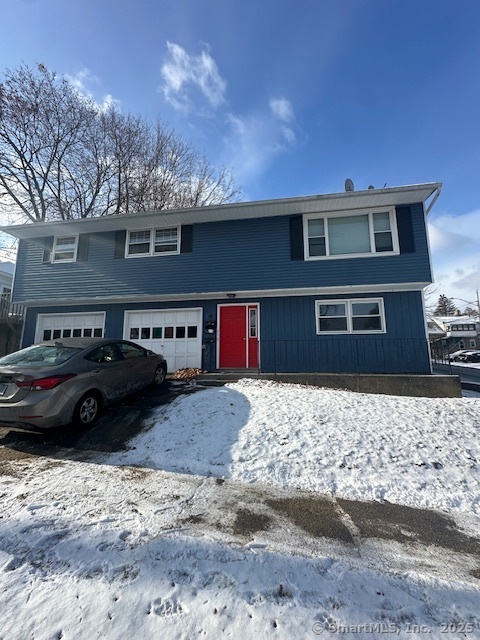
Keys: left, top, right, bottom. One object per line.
{"left": 0, "top": 345, "right": 82, "bottom": 367}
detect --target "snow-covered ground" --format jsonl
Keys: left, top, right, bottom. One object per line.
{"left": 451, "top": 361, "right": 480, "bottom": 369}
{"left": 1, "top": 379, "right": 480, "bottom": 639}
{"left": 110, "top": 379, "right": 480, "bottom": 516}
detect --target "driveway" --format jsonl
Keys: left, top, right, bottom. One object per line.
{"left": 0, "top": 379, "right": 201, "bottom": 459}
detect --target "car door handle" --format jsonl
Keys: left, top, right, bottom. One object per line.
{"left": 91, "top": 369, "right": 101, "bottom": 374}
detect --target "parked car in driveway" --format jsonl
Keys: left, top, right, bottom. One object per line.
{"left": 0, "top": 338, "right": 167, "bottom": 430}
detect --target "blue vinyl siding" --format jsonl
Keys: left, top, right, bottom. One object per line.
{"left": 22, "top": 290, "right": 430, "bottom": 374}
{"left": 13, "top": 204, "right": 431, "bottom": 303}
{"left": 259, "top": 291, "right": 430, "bottom": 374}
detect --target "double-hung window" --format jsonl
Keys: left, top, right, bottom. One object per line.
{"left": 304, "top": 208, "right": 398, "bottom": 259}
{"left": 126, "top": 227, "right": 180, "bottom": 257}
{"left": 316, "top": 298, "right": 385, "bottom": 334}
{"left": 52, "top": 236, "right": 78, "bottom": 263}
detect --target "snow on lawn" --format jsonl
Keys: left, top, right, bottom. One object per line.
{"left": 111, "top": 379, "right": 480, "bottom": 516}
{"left": 1, "top": 379, "right": 480, "bottom": 639}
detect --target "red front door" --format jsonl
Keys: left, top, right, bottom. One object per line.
{"left": 219, "top": 304, "right": 259, "bottom": 369}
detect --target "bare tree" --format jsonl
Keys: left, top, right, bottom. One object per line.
{"left": 463, "top": 307, "right": 477, "bottom": 317}
{"left": 0, "top": 64, "right": 241, "bottom": 222}
{"left": 423, "top": 284, "right": 440, "bottom": 319}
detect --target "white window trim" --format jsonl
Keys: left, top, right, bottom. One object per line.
{"left": 315, "top": 297, "right": 386, "bottom": 335}
{"left": 125, "top": 226, "right": 181, "bottom": 258}
{"left": 303, "top": 207, "right": 399, "bottom": 261}
{"left": 52, "top": 235, "right": 79, "bottom": 263}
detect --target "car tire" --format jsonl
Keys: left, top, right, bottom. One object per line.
{"left": 153, "top": 364, "right": 167, "bottom": 386}
{"left": 73, "top": 391, "right": 102, "bottom": 427}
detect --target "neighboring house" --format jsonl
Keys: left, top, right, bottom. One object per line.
{"left": 430, "top": 315, "right": 480, "bottom": 356}
{"left": 0, "top": 261, "right": 14, "bottom": 295}
{"left": 2, "top": 182, "right": 441, "bottom": 374}
{"left": 0, "top": 261, "right": 23, "bottom": 356}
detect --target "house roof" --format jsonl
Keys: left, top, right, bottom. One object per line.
{"left": 427, "top": 320, "right": 446, "bottom": 337}
{"left": 0, "top": 182, "right": 442, "bottom": 241}
{"left": 0, "top": 261, "right": 15, "bottom": 276}
{"left": 434, "top": 315, "right": 479, "bottom": 325}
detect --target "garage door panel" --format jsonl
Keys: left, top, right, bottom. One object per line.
{"left": 124, "top": 308, "right": 202, "bottom": 373}
{"left": 36, "top": 313, "right": 105, "bottom": 343}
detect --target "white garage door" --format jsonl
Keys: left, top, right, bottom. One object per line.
{"left": 124, "top": 308, "right": 203, "bottom": 372}
{"left": 35, "top": 312, "right": 105, "bottom": 342}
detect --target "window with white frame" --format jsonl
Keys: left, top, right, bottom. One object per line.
{"left": 52, "top": 236, "right": 78, "bottom": 262}
{"left": 470, "top": 339, "right": 476, "bottom": 348}
{"left": 126, "top": 227, "right": 179, "bottom": 257}
{"left": 316, "top": 298, "right": 385, "bottom": 334}
{"left": 304, "top": 209, "right": 398, "bottom": 259}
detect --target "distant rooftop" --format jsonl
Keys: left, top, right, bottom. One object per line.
{"left": 0, "top": 262, "right": 15, "bottom": 275}
{"left": 434, "top": 315, "right": 479, "bottom": 324}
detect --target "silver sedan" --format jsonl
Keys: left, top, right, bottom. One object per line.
{"left": 0, "top": 338, "right": 167, "bottom": 430}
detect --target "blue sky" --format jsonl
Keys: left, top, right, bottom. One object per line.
{"left": 1, "top": 0, "right": 479, "bottom": 307}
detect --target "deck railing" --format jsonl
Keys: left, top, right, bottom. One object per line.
{"left": 0, "top": 293, "right": 24, "bottom": 323}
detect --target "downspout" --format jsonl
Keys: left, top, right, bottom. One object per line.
{"left": 423, "top": 184, "right": 442, "bottom": 373}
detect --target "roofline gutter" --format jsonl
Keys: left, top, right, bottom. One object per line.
{"left": 0, "top": 182, "right": 443, "bottom": 240}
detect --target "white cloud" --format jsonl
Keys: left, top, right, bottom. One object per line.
{"left": 270, "top": 97, "right": 299, "bottom": 144}
{"left": 427, "top": 209, "right": 480, "bottom": 308}
{"left": 66, "top": 69, "right": 119, "bottom": 112}
{"left": 269, "top": 97, "right": 294, "bottom": 123}
{"left": 223, "top": 97, "right": 303, "bottom": 184}
{"left": 224, "top": 113, "right": 273, "bottom": 181}
{"left": 160, "top": 42, "right": 226, "bottom": 112}
{"left": 158, "top": 44, "right": 302, "bottom": 186}
{"left": 281, "top": 125, "right": 296, "bottom": 145}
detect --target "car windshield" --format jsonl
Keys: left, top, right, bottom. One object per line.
{"left": 0, "top": 345, "right": 81, "bottom": 367}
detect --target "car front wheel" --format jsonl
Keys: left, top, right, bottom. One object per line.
{"left": 153, "top": 364, "right": 167, "bottom": 386}
{"left": 73, "top": 392, "right": 102, "bottom": 426}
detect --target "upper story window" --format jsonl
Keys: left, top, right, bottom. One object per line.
{"left": 126, "top": 227, "right": 180, "bottom": 257}
{"left": 52, "top": 235, "right": 78, "bottom": 263}
{"left": 304, "top": 208, "right": 398, "bottom": 260}
{"left": 316, "top": 298, "right": 386, "bottom": 334}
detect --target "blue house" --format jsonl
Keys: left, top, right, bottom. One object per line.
{"left": 3, "top": 182, "right": 441, "bottom": 375}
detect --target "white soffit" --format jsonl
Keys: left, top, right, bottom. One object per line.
{"left": 1, "top": 183, "right": 441, "bottom": 240}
